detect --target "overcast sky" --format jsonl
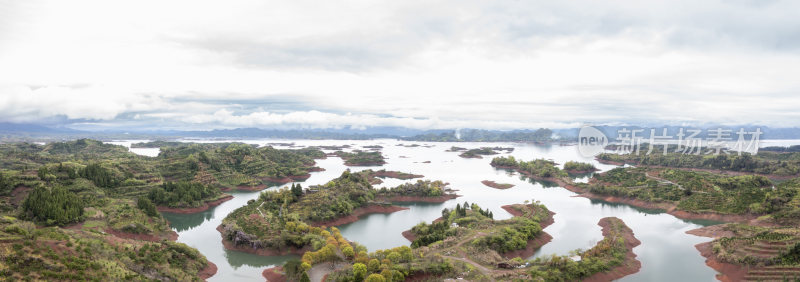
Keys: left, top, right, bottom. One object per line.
{"left": 1, "top": 0, "right": 799, "bottom": 131}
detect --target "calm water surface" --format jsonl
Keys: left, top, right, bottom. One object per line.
{"left": 135, "top": 139, "right": 726, "bottom": 281}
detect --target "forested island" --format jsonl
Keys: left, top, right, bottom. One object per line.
{"left": 334, "top": 150, "right": 387, "bottom": 166}
{"left": 218, "top": 170, "right": 459, "bottom": 256}
{"left": 457, "top": 147, "right": 499, "bottom": 159}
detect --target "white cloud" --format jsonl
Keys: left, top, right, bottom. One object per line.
{"left": 1, "top": 0, "right": 799, "bottom": 129}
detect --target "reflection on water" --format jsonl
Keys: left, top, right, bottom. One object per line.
{"left": 157, "top": 139, "right": 727, "bottom": 282}
{"left": 164, "top": 209, "right": 215, "bottom": 232}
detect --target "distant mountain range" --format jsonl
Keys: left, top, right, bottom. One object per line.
{"left": 1, "top": 122, "right": 799, "bottom": 142}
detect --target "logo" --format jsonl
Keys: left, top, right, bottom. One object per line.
{"left": 578, "top": 126, "right": 608, "bottom": 157}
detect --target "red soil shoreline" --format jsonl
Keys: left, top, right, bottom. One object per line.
{"left": 401, "top": 217, "right": 447, "bottom": 242}
{"left": 262, "top": 266, "right": 286, "bottom": 282}
{"left": 401, "top": 230, "right": 417, "bottom": 242}
{"left": 687, "top": 225, "right": 749, "bottom": 282}
{"left": 481, "top": 180, "right": 515, "bottom": 189}
{"left": 198, "top": 261, "right": 218, "bottom": 281}
{"left": 157, "top": 194, "right": 233, "bottom": 214}
{"left": 695, "top": 241, "right": 747, "bottom": 282}
{"left": 582, "top": 217, "right": 642, "bottom": 282}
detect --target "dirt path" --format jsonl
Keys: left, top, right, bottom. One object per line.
{"left": 308, "top": 262, "right": 347, "bottom": 282}
{"left": 440, "top": 255, "right": 495, "bottom": 281}
{"left": 644, "top": 171, "right": 683, "bottom": 190}
{"left": 436, "top": 231, "right": 523, "bottom": 281}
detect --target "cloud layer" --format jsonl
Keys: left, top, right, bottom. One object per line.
{"left": 1, "top": 0, "right": 799, "bottom": 130}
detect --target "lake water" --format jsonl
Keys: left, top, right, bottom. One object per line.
{"left": 124, "top": 139, "right": 729, "bottom": 281}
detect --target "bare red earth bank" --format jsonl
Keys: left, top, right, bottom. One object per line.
{"left": 198, "top": 261, "right": 218, "bottom": 281}
{"left": 262, "top": 266, "right": 286, "bottom": 282}
{"left": 582, "top": 217, "right": 642, "bottom": 282}
{"left": 687, "top": 225, "right": 747, "bottom": 282}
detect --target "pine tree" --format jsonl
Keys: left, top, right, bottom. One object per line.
{"left": 291, "top": 183, "right": 303, "bottom": 198}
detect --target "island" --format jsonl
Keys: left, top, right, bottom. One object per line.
{"left": 217, "top": 170, "right": 459, "bottom": 256}
{"left": 135, "top": 140, "right": 326, "bottom": 190}
{"left": 481, "top": 180, "right": 515, "bottom": 189}
{"left": 365, "top": 169, "right": 424, "bottom": 185}
{"left": 334, "top": 150, "right": 387, "bottom": 166}
{"left": 458, "top": 147, "right": 499, "bottom": 159}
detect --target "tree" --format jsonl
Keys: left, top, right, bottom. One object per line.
{"left": 137, "top": 196, "right": 158, "bottom": 217}
{"left": 291, "top": 183, "right": 303, "bottom": 198}
{"left": 300, "top": 272, "right": 310, "bottom": 282}
{"left": 367, "top": 258, "right": 381, "bottom": 273}
{"left": 386, "top": 252, "right": 401, "bottom": 264}
{"left": 342, "top": 246, "right": 355, "bottom": 260}
{"left": 366, "top": 274, "right": 386, "bottom": 282}
{"left": 22, "top": 185, "right": 84, "bottom": 226}
{"left": 353, "top": 263, "right": 367, "bottom": 281}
